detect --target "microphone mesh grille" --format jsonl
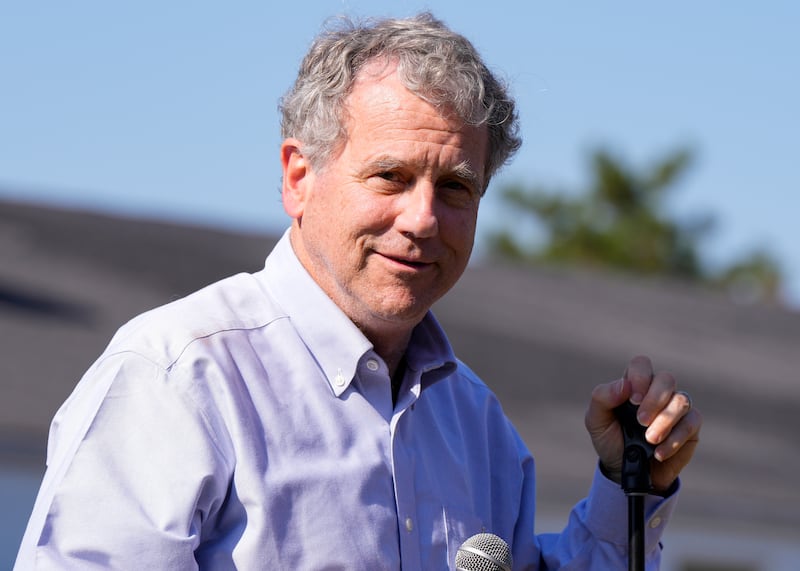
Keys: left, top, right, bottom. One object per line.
{"left": 455, "top": 532, "right": 512, "bottom": 571}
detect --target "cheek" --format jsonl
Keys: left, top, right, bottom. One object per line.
{"left": 343, "top": 195, "right": 401, "bottom": 240}
{"left": 313, "top": 175, "right": 393, "bottom": 229}
{"left": 441, "top": 207, "right": 478, "bottom": 254}
{"left": 307, "top": 193, "right": 384, "bottom": 260}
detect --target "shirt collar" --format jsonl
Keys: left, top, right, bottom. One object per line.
{"left": 259, "top": 230, "right": 457, "bottom": 396}
{"left": 259, "top": 231, "right": 371, "bottom": 396}
{"left": 404, "top": 311, "right": 458, "bottom": 388}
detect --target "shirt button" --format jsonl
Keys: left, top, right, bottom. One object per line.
{"left": 366, "top": 359, "right": 379, "bottom": 371}
{"left": 405, "top": 517, "right": 413, "bottom": 532}
{"left": 649, "top": 516, "right": 663, "bottom": 529}
{"left": 334, "top": 370, "right": 346, "bottom": 387}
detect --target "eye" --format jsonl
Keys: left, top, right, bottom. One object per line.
{"left": 367, "top": 170, "right": 408, "bottom": 193}
{"left": 439, "top": 179, "right": 479, "bottom": 206}
{"left": 442, "top": 179, "right": 468, "bottom": 191}
{"left": 377, "top": 171, "right": 402, "bottom": 182}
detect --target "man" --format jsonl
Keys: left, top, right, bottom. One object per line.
{"left": 16, "top": 13, "right": 701, "bottom": 569}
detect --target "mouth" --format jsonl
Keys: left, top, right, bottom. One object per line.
{"left": 379, "top": 252, "right": 435, "bottom": 271}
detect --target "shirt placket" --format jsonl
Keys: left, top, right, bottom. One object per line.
{"left": 389, "top": 372, "right": 425, "bottom": 570}
{"left": 355, "top": 351, "right": 426, "bottom": 569}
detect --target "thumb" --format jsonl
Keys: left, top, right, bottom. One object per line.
{"left": 584, "top": 377, "right": 632, "bottom": 479}
{"left": 585, "top": 377, "right": 630, "bottom": 433}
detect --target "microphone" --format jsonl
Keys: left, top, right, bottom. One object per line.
{"left": 455, "top": 532, "right": 513, "bottom": 571}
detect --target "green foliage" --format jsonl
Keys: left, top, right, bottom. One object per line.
{"left": 713, "top": 249, "right": 783, "bottom": 304}
{"left": 488, "top": 147, "right": 785, "bottom": 304}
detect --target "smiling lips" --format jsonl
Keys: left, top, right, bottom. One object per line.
{"left": 378, "top": 251, "right": 436, "bottom": 271}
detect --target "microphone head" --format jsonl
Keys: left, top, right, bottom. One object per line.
{"left": 455, "top": 532, "right": 513, "bottom": 571}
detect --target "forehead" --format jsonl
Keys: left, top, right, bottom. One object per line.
{"left": 339, "top": 62, "right": 489, "bottom": 176}
{"left": 346, "top": 61, "right": 462, "bottom": 130}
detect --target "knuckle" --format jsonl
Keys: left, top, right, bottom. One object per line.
{"left": 657, "top": 370, "right": 677, "bottom": 389}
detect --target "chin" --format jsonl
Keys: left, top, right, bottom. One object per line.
{"left": 377, "top": 298, "right": 439, "bottom": 325}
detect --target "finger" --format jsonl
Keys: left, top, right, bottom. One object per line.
{"left": 653, "top": 408, "right": 702, "bottom": 463}
{"left": 593, "top": 376, "right": 631, "bottom": 409}
{"left": 644, "top": 388, "right": 691, "bottom": 445}
{"left": 652, "top": 437, "right": 700, "bottom": 492}
{"left": 623, "top": 355, "right": 654, "bottom": 405}
{"left": 651, "top": 407, "right": 703, "bottom": 491}
{"left": 637, "top": 370, "right": 677, "bottom": 427}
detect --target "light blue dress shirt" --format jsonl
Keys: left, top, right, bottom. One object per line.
{"left": 16, "top": 231, "right": 676, "bottom": 569}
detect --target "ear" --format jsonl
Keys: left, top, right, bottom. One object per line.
{"left": 281, "top": 138, "right": 312, "bottom": 219}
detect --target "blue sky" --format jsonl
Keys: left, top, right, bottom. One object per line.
{"left": 2, "top": 1, "right": 798, "bottom": 306}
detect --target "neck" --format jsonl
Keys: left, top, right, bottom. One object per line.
{"left": 367, "top": 329, "right": 412, "bottom": 378}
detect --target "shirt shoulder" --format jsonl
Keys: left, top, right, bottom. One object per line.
{"left": 103, "top": 269, "right": 287, "bottom": 370}
{"left": 448, "top": 359, "right": 499, "bottom": 402}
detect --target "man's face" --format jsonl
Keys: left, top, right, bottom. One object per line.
{"left": 282, "top": 62, "right": 488, "bottom": 339}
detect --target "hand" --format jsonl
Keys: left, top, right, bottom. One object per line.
{"left": 584, "top": 355, "right": 702, "bottom": 493}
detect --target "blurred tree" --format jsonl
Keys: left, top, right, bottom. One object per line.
{"left": 713, "top": 249, "right": 784, "bottom": 305}
{"left": 488, "top": 147, "right": 785, "bottom": 304}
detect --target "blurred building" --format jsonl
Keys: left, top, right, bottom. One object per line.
{"left": 1, "top": 198, "right": 798, "bottom": 570}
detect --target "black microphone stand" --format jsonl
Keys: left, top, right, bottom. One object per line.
{"left": 614, "top": 402, "right": 655, "bottom": 571}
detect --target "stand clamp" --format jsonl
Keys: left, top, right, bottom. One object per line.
{"left": 614, "top": 401, "right": 656, "bottom": 571}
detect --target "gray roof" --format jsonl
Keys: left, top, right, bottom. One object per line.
{"left": 2, "top": 198, "right": 798, "bottom": 545}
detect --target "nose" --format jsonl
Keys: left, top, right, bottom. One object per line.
{"left": 394, "top": 183, "right": 438, "bottom": 239}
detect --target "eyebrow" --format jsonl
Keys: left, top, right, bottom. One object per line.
{"left": 366, "top": 156, "right": 484, "bottom": 190}
{"left": 450, "top": 160, "right": 483, "bottom": 191}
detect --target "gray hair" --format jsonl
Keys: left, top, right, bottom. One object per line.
{"left": 279, "top": 12, "right": 521, "bottom": 189}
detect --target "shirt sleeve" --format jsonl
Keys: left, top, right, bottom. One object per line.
{"left": 533, "top": 464, "right": 679, "bottom": 570}
{"left": 14, "top": 352, "right": 232, "bottom": 570}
